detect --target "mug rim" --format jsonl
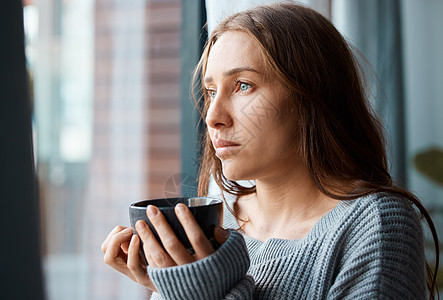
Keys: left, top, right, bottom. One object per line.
{"left": 129, "top": 196, "right": 223, "bottom": 210}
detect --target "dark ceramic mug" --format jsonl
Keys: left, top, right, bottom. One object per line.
{"left": 129, "top": 197, "right": 223, "bottom": 263}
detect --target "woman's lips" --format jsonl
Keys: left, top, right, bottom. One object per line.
{"left": 214, "top": 139, "right": 240, "bottom": 148}
{"left": 214, "top": 139, "right": 241, "bottom": 158}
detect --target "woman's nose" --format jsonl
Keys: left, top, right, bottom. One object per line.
{"left": 205, "top": 96, "right": 232, "bottom": 129}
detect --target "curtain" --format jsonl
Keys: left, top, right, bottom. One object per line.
{"left": 205, "top": 0, "right": 330, "bottom": 34}
{"left": 333, "top": 0, "right": 443, "bottom": 211}
{"left": 332, "top": 0, "right": 406, "bottom": 186}
{"left": 84, "top": 0, "right": 149, "bottom": 298}
{"left": 401, "top": 0, "right": 443, "bottom": 212}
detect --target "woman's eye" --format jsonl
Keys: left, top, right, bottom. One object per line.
{"left": 207, "top": 89, "right": 217, "bottom": 99}
{"left": 239, "top": 82, "right": 252, "bottom": 92}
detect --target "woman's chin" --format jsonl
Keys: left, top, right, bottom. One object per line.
{"left": 221, "top": 161, "right": 249, "bottom": 181}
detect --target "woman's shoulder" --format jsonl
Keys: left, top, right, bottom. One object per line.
{"left": 353, "top": 192, "right": 421, "bottom": 222}
{"left": 324, "top": 192, "right": 425, "bottom": 274}
{"left": 339, "top": 192, "right": 424, "bottom": 242}
{"left": 306, "top": 192, "right": 421, "bottom": 244}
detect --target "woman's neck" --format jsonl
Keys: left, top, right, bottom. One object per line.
{"left": 236, "top": 165, "right": 338, "bottom": 241}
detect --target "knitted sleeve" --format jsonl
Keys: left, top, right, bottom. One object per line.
{"left": 327, "top": 196, "right": 427, "bottom": 300}
{"left": 147, "top": 230, "right": 254, "bottom": 300}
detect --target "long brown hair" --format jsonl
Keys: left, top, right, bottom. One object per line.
{"left": 193, "top": 3, "right": 439, "bottom": 297}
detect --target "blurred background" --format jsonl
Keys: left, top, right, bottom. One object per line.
{"left": 3, "top": 0, "right": 442, "bottom": 299}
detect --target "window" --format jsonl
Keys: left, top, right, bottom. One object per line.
{"left": 24, "top": 0, "right": 187, "bottom": 298}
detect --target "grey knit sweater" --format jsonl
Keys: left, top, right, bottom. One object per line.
{"left": 148, "top": 193, "right": 427, "bottom": 299}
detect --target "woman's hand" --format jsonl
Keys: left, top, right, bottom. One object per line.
{"left": 101, "top": 203, "right": 229, "bottom": 291}
{"left": 101, "top": 225, "right": 157, "bottom": 291}
{"left": 137, "top": 203, "right": 229, "bottom": 268}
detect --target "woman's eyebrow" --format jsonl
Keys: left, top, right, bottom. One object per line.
{"left": 204, "top": 67, "right": 260, "bottom": 84}
{"left": 223, "top": 67, "right": 259, "bottom": 77}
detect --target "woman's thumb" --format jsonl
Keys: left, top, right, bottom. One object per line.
{"left": 214, "top": 226, "right": 230, "bottom": 245}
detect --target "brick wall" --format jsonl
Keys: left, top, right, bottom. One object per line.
{"left": 145, "top": 1, "right": 182, "bottom": 198}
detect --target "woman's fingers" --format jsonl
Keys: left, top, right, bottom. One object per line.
{"left": 127, "top": 235, "right": 157, "bottom": 291}
{"left": 136, "top": 204, "right": 216, "bottom": 268}
{"left": 101, "top": 225, "right": 128, "bottom": 253}
{"left": 127, "top": 235, "right": 146, "bottom": 275}
{"left": 145, "top": 205, "right": 194, "bottom": 265}
{"left": 175, "top": 203, "right": 214, "bottom": 260}
{"left": 101, "top": 226, "right": 157, "bottom": 291}
{"left": 103, "top": 227, "right": 136, "bottom": 279}
{"left": 136, "top": 218, "right": 177, "bottom": 268}
{"left": 103, "top": 227, "right": 132, "bottom": 259}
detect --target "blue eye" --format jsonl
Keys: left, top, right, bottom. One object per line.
{"left": 206, "top": 89, "right": 217, "bottom": 99}
{"left": 239, "top": 82, "right": 251, "bottom": 92}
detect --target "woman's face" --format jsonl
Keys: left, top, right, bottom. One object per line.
{"left": 204, "top": 31, "right": 299, "bottom": 181}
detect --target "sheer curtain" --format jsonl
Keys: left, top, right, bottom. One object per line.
{"left": 401, "top": 0, "right": 443, "bottom": 213}
{"left": 332, "top": 0, "right": 406, "bottom": 185}
{"left": 205, "top": 0, "right": 330, "bottom": 34}
{"left": 86, "top": 0, "right": 183, "bottom": 299}
{"left": 84, "top": 0, "right": 148, "bottom": 299}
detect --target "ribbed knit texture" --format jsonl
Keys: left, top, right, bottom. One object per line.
{"left": 148, "top": 193, "right": 427, "bottom": 299}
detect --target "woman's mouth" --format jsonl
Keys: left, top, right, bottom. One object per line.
{"left": 213, "top": 139, "right": 241, "bottom": 158}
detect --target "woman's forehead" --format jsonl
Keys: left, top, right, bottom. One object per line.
{"left": 205, "top": 31, "right": 265, "bottom": 75}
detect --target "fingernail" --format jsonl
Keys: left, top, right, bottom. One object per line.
{"left": 175, "top": 203, "right": 186, "bottom": 216}
{"left": 131, "top": 234, "right": 138, "bottom": 244}
{"left": 147, "top": 205, "right": 158, "bottom": 218}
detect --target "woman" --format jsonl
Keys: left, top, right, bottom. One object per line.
{"left": 101, "top": 3, "right": 439, "bottom": 299}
